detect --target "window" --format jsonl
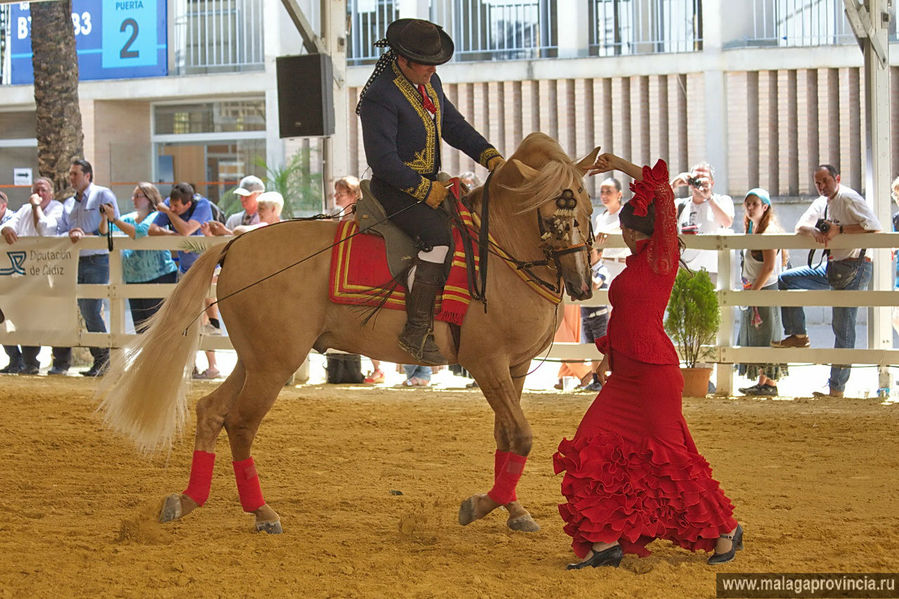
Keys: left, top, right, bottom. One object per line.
{"left": 152, "top": 100, "right": 267, "bottom": 205}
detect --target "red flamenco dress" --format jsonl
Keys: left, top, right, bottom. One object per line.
{"left": 553, "top": 160, "right": 737, "bottom": 559}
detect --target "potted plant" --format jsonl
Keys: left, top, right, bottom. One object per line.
{"left": 664, "top": 268, "right": 720, "bottom": 397}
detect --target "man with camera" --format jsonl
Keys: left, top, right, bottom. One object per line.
{"left": 671, "top": 162, "right": 734, "bottom": 282}
{"left": 56, "top": 158, "right": 121, "bottom": 377}
{"left": 771, "top": 164, "right": 880, "bottom": 398}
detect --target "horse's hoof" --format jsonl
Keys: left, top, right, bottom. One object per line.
{"left": 159, "top": 494, "right": 182, "bottom": 523}
{"left": 507, "top": 514, "right": 540, "bottom": 532}
{"left": 255, "top": 520, "right": 283, "bottom": 534}
{"left": 458, "top": 496, "right": 478, "bottom": 526}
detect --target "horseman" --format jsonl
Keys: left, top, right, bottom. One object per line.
{"left": 357, "top": 18, "right": 505, "bottom": 365}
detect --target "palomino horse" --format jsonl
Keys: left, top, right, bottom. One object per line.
{"left": 98, "top": 132, "right": 599, "bottom": 534}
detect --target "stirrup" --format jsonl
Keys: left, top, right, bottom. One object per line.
{"left": 398, "top": 327, "right": 446, "bottom": 365}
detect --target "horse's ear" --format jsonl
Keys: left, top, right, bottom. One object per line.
{"left": 575, "top": 146, "right": 602, "bottom": 175}
{"left": 509, "top": 158, "right": 539, "bottom": 180}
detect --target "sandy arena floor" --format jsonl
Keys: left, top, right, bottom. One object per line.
{"left": 1, "top": 376, "right": 897, "bottom": 599}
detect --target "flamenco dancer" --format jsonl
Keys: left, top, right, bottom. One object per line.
{"left": 553, "top": 153, "right": 742, "bottom": 569}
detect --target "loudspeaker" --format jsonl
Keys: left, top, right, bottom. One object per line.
{"left": 276, "top": 54, "right": 335, "bottom": 138}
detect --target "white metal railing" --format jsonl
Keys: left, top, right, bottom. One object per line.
{"left": 171, "top": 0, "right": 265, "bottom": 74}
{"left": 446, "top": 0, "right": 556, "bottom": 61}
{"left": 589, "top": 0, "right": 702, "bottom": 56}
{"left": 746, "top": 0, "right": 884, "bottom": 47}
{"left": 5, "top": 233, "right": 899, "bottom": 391}
{"left": 346, "top": 0, "right": 556, "bottom": 65}
{"left": 346, "top": 0, "right": 399, "bottom": 65}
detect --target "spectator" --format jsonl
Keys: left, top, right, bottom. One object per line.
{"left": 0, "top": 190, "right": 11, "bottom": 227}
{"left": 150, "top": 182, "right": 219, "bottom": 379}
{"left": 554, "top": 305, "right": 593, "bottom": 390}
{"left": 202, "top": 191, "right": 284, "bottom": 236}
{"left": 327, "top": 176, "right": 382, "bottom": 384}
{"left": 735, "top": 189, "right": 788, "bottom": 396}
{"left": 98, "top": 182, "right": 178, "bottom": 331}
{"left": 56, "top": 158, "right": 121, "bottom": 377}
{"left": 226, "top": 175, "right": 265, "bottom": 230}
{"left": 594, "top": 177, "right": 628, "bottom": 280}
{"left": 579, "top": 247, "right": 610, "bottom": 392}
{"left": 331, "top": 176, "right": 361, "bottom": 221}
{"left": 670, "top": 162, "right": 734, "bottom": 282}
{"left": 771, "top": 164, "right": 881, "bottom": 398}
{"left": 401, "top": 364, "right": 431, "bottom": 387}
{"left": 190, "top": 185, "right": 226, "bottom": 225}
{"left": 1, "top": 178, "right": 66, "bottom": 374}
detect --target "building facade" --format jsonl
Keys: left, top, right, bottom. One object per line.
{"left": 0, "top": 0, "right": 896, "bottom": 216}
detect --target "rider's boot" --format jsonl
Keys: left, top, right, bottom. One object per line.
{"left": 398, "top": 259, "right": 447, "bottom": 365}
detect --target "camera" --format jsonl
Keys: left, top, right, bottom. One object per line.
{"left": 686, "top": 176, "right": 702, "bottom": 187}
{"left": 815, "top": 218, "right": 830, "bottom": 233}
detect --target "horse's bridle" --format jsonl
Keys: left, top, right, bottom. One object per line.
{"left": 510, "top": 188, "right": 594, "bottom": 294}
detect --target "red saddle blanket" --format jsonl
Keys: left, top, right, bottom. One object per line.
{"left": 328, "top": 200, "right": 478, "bottom": 326}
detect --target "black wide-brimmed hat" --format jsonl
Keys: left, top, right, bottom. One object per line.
{"left": 385, "top": 19, "right": 454, "bottom": 65}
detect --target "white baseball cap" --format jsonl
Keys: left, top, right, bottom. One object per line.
{"left": 234, "top": 175, "right": 265, "bottom": 197}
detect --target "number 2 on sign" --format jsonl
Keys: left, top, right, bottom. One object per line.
{"left": 71, "top": 11, "right": 92, "bottom": 36}
{"left": 120, "top": 18, "right": 139, "bottom": 59}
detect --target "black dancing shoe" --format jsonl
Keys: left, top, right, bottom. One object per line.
{"left": 566, "top": 544, "right": 623, "bottom": 570}
{"left": 708, "top": 524, "right": 744, "bottom": 565}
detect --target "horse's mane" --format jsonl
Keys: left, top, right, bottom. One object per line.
{"left": 500, "top": 133, "right": 586, "bottom": 215}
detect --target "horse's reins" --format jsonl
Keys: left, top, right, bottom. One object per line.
{"left": 183, "top": 200, "right": 421, "bottom": 333}
{"left": 457, "top": 181, "right": 594, "bottom": 297}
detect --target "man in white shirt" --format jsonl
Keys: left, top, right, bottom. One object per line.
{"left": 671, "top": 162, "right": 734, "bottom": 280}
{"left": 1, "top": 178, "right": 66, "bottom": 375}
{"left": 771, "top": 164, "right": 881, "bottom": 398}
{"left": 593, "top": 177, "right": 627, "bottom": 280}
{"left": 225, "top": 175, "right": 264, "bottom": 230}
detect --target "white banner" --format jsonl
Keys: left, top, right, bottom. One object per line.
{"left": 0, "top": 239, "right": 80, "bottom": 346}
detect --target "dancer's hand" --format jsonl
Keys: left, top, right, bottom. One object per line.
{"left": 587, "top": 153, "right": 619, "bottom": 176}
{"left": 596, "top": 354, "right": 611, "bottom": 385}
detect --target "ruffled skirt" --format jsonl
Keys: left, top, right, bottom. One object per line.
{"left": 553, "top": 353, "right": 737, "bottom": 558}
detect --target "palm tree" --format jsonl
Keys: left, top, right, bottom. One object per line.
{"left": 30, "top": 0, "right": 83, "bottom": 195}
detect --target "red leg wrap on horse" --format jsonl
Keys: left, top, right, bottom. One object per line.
{"left": 182, "top": 450, "right": 215, "bottom": 507}
{"left": 487, "top": 452, "right": 527, "bottom": 505}
{"left": 232, "top": 457, "right": 265, "bottom": 513}
{"left": 493, "top": 450, "right": 517, "bottom": 503}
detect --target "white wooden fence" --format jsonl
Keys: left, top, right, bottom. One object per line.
{"left": 5, "top": 231, "right": 899, "bottom": 394}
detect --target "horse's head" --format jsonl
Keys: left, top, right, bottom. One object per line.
{"left": 497, "top": 134, "right": 600, "bottom": 301}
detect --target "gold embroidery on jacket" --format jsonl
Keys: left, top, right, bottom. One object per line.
{"left": 391, "top": 62, "right": 441, "bottom": 176}
{"left": 402, "top": 177, "right": 431, "bottom": 201}
{"left": 479, "top": 147, "right": 501, "bottom": 168}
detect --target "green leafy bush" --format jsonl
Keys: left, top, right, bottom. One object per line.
{"left": 664, "top": 268, "right": 720, "bottom": 368}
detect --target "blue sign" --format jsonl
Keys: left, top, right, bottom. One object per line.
{"left": 10, "top": 0, "right": 167, "bottom": 84}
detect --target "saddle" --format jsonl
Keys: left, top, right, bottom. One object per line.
{"left": 356, "top": 176, "right": 459, "bottom": 280}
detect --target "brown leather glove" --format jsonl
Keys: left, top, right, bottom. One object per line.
{"left": 424, "top": 181, "right": 448, "bottom": 209}
{"left": 486, "top": 155, "right": 506, "bottom": 172}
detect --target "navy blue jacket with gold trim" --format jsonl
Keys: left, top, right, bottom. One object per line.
{"left": 359, "top": 60, "right": 500, "bottom": 202}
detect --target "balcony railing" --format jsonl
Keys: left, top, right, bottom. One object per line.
{"left": 589, "top": 0, "right": 702, "bottom": 56}
{"left": 743, "top": 0, "right": 897, "bottom": 47}
{"left": 171, "top": 0, "right": 265, "bottom": 75}
{"left": 346, "top": 0, "right": 400, "bottom": 65}
{"left": 446, "top": 0, "right": 557, "bottom": 61}
{"left": 347, "top": 0, "right": 557, "bottom": 65}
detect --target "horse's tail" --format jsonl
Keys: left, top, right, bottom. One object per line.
{"left": 96, "top": 243, "right": 228, "bottom": 453}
